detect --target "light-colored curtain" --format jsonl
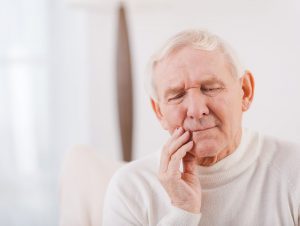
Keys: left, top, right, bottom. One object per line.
{"left": 0, "top": 0, "right": 55, "bottom": 225}
{"left": 0, "top": 0, "right": 92, "bottom": 224}
{"left": 0, "top": 0, "right": 124, "bottom": 223}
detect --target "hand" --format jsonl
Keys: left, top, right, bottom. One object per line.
{"left": 158, "top": 127, "right": 202, "bottom": 213}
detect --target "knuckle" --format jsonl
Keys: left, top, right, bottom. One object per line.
{"left": 170, "top": 154, "right": 179, "bottom": 162}
{"left": 167, "top": 148, "right": 175, "bottom": 156}
{"left": 182, "top": 131, "right": 190, "bottom": 140}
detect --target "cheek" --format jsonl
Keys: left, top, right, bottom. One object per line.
{"left": 218, "top": 96, "right": 243, "bottom": 129}
{"left": 212, "top": 96, "right": 242, "bottom": 126}
{"left": 162, "top": 106, "right": 186, "bottom": 129}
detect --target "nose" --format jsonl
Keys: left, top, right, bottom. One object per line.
{"left": 186, "top": 89, "right": 209, "bottom": 119}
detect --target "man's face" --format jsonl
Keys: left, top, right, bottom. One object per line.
{"left": 152, "top": 46, "right": 253, "bottom": 160}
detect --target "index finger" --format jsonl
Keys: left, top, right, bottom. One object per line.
{"left": 159, "top": 129, "right": 191, "bottom": 173}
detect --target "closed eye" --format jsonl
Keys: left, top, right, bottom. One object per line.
{"left": 168, "top": 92, "right": 185, "bottom": 102}
{"left": 201, "top": 87, "right": 224, "bottom": 96}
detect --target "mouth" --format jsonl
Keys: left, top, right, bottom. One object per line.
{"left": 188, "top": 126, "right": 217, "bottom": 143}
{"left": 190, "top": 125, "right": 217, "bottom": 132}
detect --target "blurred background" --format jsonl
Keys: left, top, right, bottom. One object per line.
{"left": 1, "top": 0, "right": 300, "bottom": 225}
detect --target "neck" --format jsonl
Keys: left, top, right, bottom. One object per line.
{"left": 197, "top": 128, "right": 242, "bottom": 167}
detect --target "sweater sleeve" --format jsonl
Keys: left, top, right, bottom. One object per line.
{"left": 157, "top": 206, "right": 201, "bottom": 226}
{"left": 102, "top": 171, "right": 145, "bottom": 226}
{"left": 102, "top": 167, "right": 202, "bottom": 226}
{"left": 103, "top": 181, "right": 201, "bottom": 226}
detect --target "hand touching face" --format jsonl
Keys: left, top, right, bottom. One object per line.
{"left": 152, "top": 46, "right": 254, "bottom": 164}
{"left": 158, "top": 127, "right": 202, "bottom": 213}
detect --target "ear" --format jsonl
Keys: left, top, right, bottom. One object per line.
{"left": 150, "top": 98, "right": 169, "bottom": 130}
{"left": 240, "top": 70, "right": 255, "bottom": 112}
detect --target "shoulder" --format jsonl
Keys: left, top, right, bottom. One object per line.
{"left": 102, "top": 151, "right": 162, "bottom": 225}
{"left": 260, "top": 134, "right": 300, "bottom": 167}
{"left": 104, "top": 150, "right": 162, "bottom": 216}
{"left": 108, "top": 150, "right": 161, "bottom": 191}
{"left": 259, "top": 134, "right": 300, "bottom": 189}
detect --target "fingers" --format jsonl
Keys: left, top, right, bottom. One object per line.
{"left": 159, "top": 128, "right": 191, "bottom": 173}
{"left": 158, "top": 130, "right": 202, "bottom": 213}
{"left": 167, "top": 141, "right": 194, "bottom": 175}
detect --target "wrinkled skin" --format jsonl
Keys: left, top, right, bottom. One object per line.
{"left": 151, "top": 46, "right": 255, "bottom": 213}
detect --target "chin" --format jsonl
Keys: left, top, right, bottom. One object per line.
{"left": 189, "top": 135, "right": 225, "bottom": 158}
{"left": 190, "top": 130, "right": 223, "bottom": 157}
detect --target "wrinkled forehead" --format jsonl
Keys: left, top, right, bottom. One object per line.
{"left": 153, "top": 47, "right": 232, "bottom": 87}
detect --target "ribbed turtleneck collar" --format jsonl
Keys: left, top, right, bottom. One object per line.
{"left": 197, "top": 128, "right": 262, "bottom": 188}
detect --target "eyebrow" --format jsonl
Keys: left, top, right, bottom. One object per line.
{"left": 202, "top": 77, "right": 225, "bottom": 86}
{"left": 164, "top": 86, "right": 185, "bottom": 99}
{"left": 163, "top": 77, "right": 225, "bottom": 99}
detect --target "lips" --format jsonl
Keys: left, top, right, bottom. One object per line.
{"left": 184, "top": 121, "right": 217, "bottom": 132}
{"left": 190, "top": 126, "right": 217, "bottom": 142}
{"left": 190, "top": 125, "right": 216, "bottom": 132}
{"left": 184, "top": 115, "right": 219, "bottom": 132}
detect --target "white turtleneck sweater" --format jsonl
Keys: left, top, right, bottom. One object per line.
{"left": 102, "top": 129, "right": 300, "bottom": 225}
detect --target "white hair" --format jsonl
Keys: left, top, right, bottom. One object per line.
{"left": 145, "top": 29, "right": 245, "bottom": 101}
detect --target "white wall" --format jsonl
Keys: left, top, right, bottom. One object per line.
{"left": 85, "top": 0, "right": 300, "bottom": 159}
{"left": 63, "top": 0, "right": 300, "bottom": 160}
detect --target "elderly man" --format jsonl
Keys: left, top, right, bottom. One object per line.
{"left": 102, "top": 30, "right": 300, "bottom": 225}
